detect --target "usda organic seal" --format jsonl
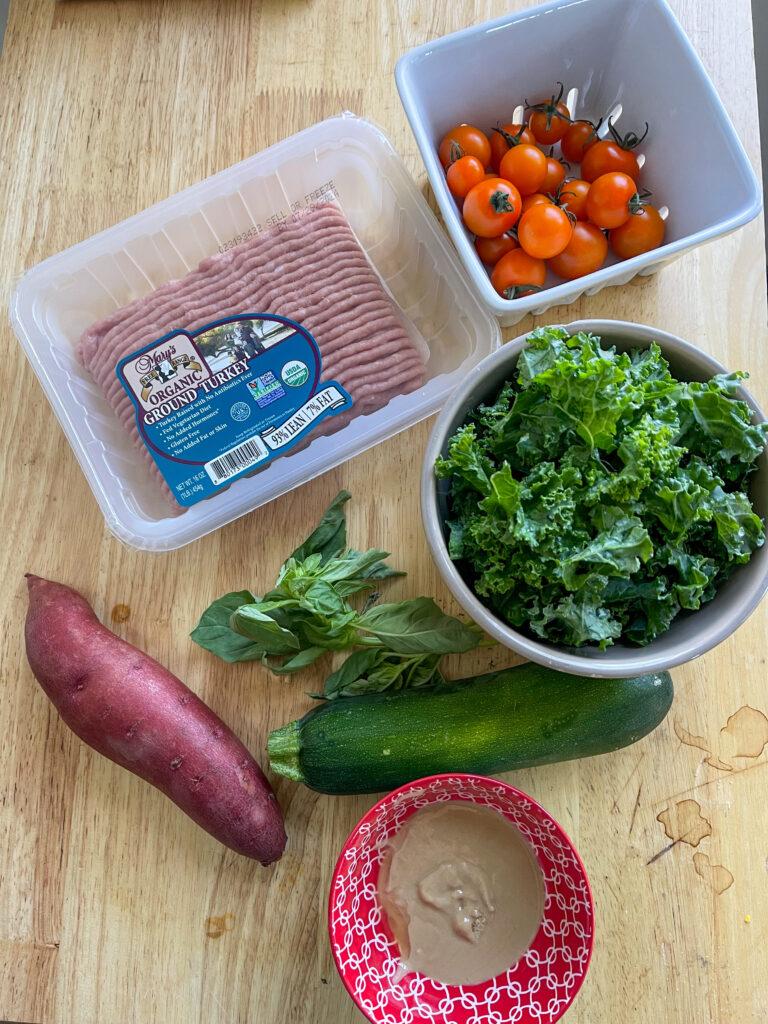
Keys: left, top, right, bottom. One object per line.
{"left": 281, "top": 359, "right": 309, "bottom": 387}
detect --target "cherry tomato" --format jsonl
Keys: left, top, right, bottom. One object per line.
{"left": 517, "top": 202, "right": 573, "bottom": 259}
{"left": 585, "top": 172, "right": 638, "bottom": 229}
{"left": 580, "top": 139, "right": 641, "bottom": 182}
{"left": 490, "top": 248, "right": 547, "bottom": 299}
{"left": 560, "top": 119, "right": 600, "bottom": 164}
{"left": 548, "top": 221, "right": 608, "bottom": 279}
{"left": 521, "top": 192, "right": 552, "bottom": 214}
{"left": 488, "top": 123, "right": 536, "bottom": 171}
{"left": 498, "top": 144, "right": 547, "bottom": 196}
{"left": 526, "top": 83, "right": 571, "bottom": 145}
{"left": 462, "top": 177, "right": 522, "bottom": 237}
{"left": 580, "top": 117, "right": 648, "bottom": 182}
{"left": 446, "top": 154, "right": 486, "bottom": 198}
{"left": 540, "top": 156, "right": 567, "bottom": 195}
{"left": 528, "top": 101, "right": 571, "bottom": 145}
{"left": 438, "top": 125, "right": 492, "bottom": 169}
{"left": 555, "top": 178, "right": 590, "bottom": 220}
{"left": 474, "top": 233, "right": 519, "bottom": 266}
{"left": 609, "top": 205, "right": 665, "bottom": 259}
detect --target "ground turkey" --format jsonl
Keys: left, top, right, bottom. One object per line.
{"left": 77, "top": 203, "right": 427, "bottom": 512}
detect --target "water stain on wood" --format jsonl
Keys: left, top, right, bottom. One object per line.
{"left": 110, "top": 604, "right": 131, "bottom": 623}
{"left": 657, "top": 799, "right": 712, "bottom": 847}
{"left": 693, "top": 853, "right": 734, "bottom": 895}
{"left": 205, "top": 913, "right": 235, "bottom": 939}
{"left": 719, "top": 706, "right": 768, "bottom": 761}
{"left": 673, "top": 706, "right": 768, "bottom": 771}
{"left": 673, "top": 719, "right": 731, "bottom": 771}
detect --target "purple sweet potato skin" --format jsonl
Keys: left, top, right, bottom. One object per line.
{"left": 24, "top": 574, "right": 286, "bottom": 865}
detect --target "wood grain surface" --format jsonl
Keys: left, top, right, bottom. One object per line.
{"left": 1, "top": 1, "right": 766, "bottom": 1022}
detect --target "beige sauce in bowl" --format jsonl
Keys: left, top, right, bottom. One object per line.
{"left": 377, "top": 801, "right": 545, "bottom": 986}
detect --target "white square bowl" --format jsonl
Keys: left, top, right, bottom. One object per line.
{"left": 395, "top": 0, "right": 762, "bottom": 326}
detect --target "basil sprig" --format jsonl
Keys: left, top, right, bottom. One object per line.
{"left": 191, "top": 490, "right": 488, "bottom": 697}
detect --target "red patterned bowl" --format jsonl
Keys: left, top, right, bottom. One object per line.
{"left": 329, "top": 774, "right": 594, "bottom": 1024}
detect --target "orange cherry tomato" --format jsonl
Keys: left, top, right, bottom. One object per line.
{"left": 446, "top": 154, "right": 486, "bottom": 198}
{"left": 490, "top": 248, "right": 547, "bottom": 299}
{"left": 517, "top": 203, "right": 574, "bottom": 259}
{"left": 526, "top": 83, "right": 571, "bottom": 145}
{"left": 521, "top": 192, "right": 552, "bottom": 214}
{"left": 560, "top": 119, "right": 600, "bottom": 164}
{"left": 548, "top": 221, "right": 608, "bottom": 279}
{"left": 438, "top": 124, "right": 492, "bottom": 169}
{"left": 540, "top": 156, "right": 567, "bottom": 195}
{"left": 581, "top": 140, "right": 640, "bottom": 183}
{"left": 498, "top": 144, "right": 547, "bottom": 196}
{"left": 474, "top": 233, "right": 519, "bottom": 266}
{"left": 609, "top": 205, "right": 665, "bottom": 259}
{"left": 462, "top": 177, "right": 522, "bottom": 237}
{"left": 528, "top": 101, "right": 571, "bottom": 145}
{"left": 488, "top": 123, "right": 537, "bottom": 171}
{"left": 585, "top": 172, "right": 638, "bottom": 229}
{"left": 555, "top": 178, "right": 590, "bottom": 220}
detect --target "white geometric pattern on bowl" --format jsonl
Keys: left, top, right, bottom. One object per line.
{"left": 329, "top": 774, "right": 594, "bottom": 1024}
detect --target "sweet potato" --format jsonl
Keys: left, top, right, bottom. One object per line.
{"left": 24, "top": 574, "right": 286, "bottom": 865}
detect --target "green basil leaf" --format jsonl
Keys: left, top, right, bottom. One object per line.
{"left": 322, "top": 648, "right": 385, "bottom": 699}
{"left": 230, "top": 604, "right": 301, "bottom": 654}
{"left": 325, "top": 651, "right": 446, "bottom": 698}
{"left": 402, "top": 653, "right": 445, "bottom": 690}
{"left": 190, "top": 590, "right": 265, "bottom": 662}
{"left": 357, "top": 597, "right": 485, "bottom": 654}
{"left": 275, "top": 554, "right": 323, "bottom": 594}
{"left": 262, "top": 646, "right": 327, "bottom": 675}
{"left": 300, "top": 611, "right": 360, "bottom": 650}
{"left": 333, "top": 578, "right": 379, "bottom": 598}
{"left": 299, "top": 580, "right": 346, "bottom": 617}
{"left": 289, "top": 489, "right": 351, "bottom": 564}
{"left": 317, "top": 548, "right": 396, "bottom": 583}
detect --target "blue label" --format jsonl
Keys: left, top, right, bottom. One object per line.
{"left": 116, "top": 315, "right": 353, "bottom": 506}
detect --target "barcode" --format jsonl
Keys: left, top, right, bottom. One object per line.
{"left": 205, "top": 436, "right": 268, "bottom": 485}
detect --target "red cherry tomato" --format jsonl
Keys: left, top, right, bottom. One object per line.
{"left": 555, "top": 178, "right": 590, "bottom": 220}
{"left": 560, "top": 119, "right": 600, "bottom": 164}
{"left": 462, "top": 177, "right": 522, "bottom": 237}
{"left": 548, "top": 221, "right": 608, "bottom": 279}
{"left": 474, "top": 233, "right": 519, "bottom": 266}
{"left": 585, "top": 172, "right": 638, "bottom": 229}
{"left": 609, "top": 205, "right": 665, "bottom": 259}
{"left": 490, "top": 248, "right": 547, "bottom": 298}
{"left": 446, "top": 154, "right": 486, "bottom": 198}
{"left": 517, "top": 203, "right": 574, "bottom": 259}
{"left": 488, "top": 123, "right": 537, "bottom": 171}
{"left": 498, "top": 144, "right": 548, "bottom": 196}
{"left": 438, "top": 125, "right": 492, "bottom": 169}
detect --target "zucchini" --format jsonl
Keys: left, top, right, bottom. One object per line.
{"left": 267, "top": 664, "right": 674, "bottom": 794}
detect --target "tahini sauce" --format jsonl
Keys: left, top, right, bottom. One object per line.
{"left": 377, "top": 801, "right": 544, "bottom": 985}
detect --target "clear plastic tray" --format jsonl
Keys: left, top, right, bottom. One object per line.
{"left": 10, "top": 113, "right": 501, "bottom": 551}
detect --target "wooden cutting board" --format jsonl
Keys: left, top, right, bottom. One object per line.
{"left": 0, "top": 1, "right": 766, "bottom": 1021}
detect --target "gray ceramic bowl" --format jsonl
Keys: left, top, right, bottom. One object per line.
{"left": 422, "top": 319, "right": 768, "bottom": 677}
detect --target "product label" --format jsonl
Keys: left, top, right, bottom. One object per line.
{"left": 116, "top": 315, "right": 352, "bottom": 506}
